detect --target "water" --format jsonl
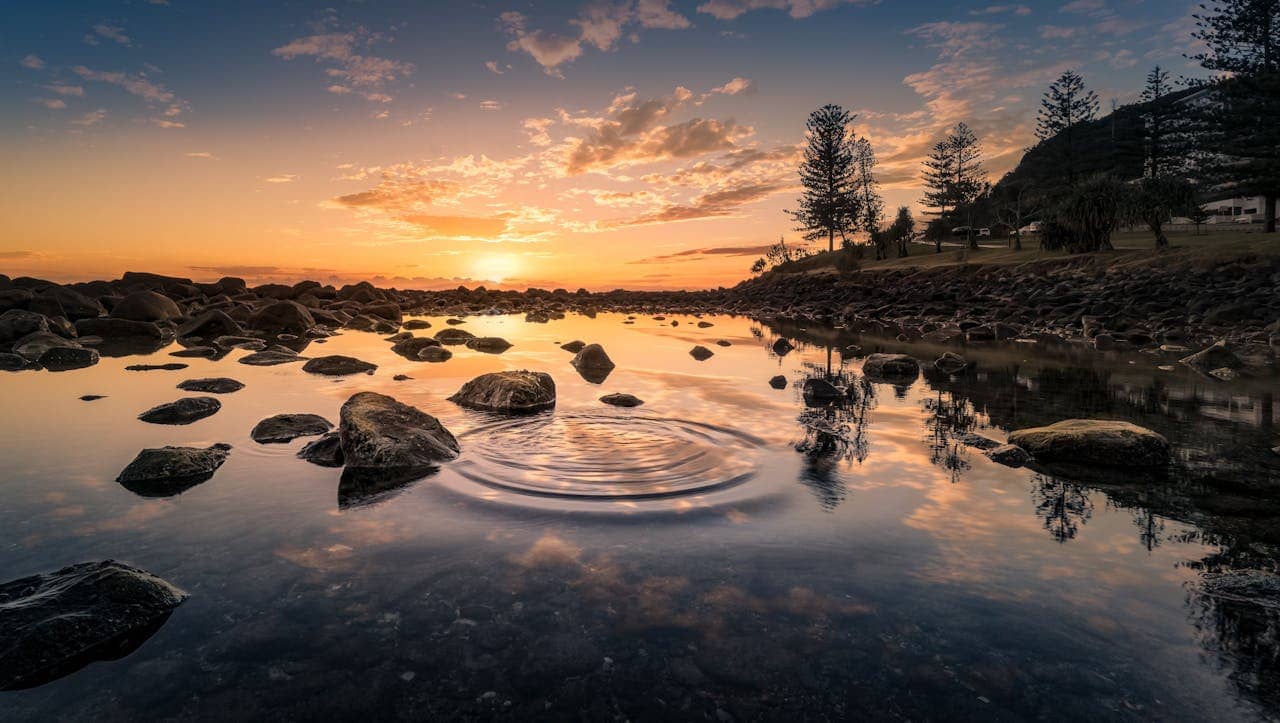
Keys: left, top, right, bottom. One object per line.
{"left": 1, "top": 312, "right": 1277, "bottom": 720}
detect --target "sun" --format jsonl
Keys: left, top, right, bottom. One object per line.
{"left": 471, "top": 253, "right": 522, "bottom": 284}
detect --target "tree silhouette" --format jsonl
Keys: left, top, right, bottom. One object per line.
{"left": 1035, "top": 70, "right": 1100, "bottom": 189}
{"left": 789, "top": 104, "right": 861, "bottom": 253}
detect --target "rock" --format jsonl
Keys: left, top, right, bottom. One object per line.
{"left": 177, "top": 310, "right": 244, "bottom": 340}
{"left": 448, "top": 371, "right": 556, "bottom": 413}
{"left": 571, "top": 343, "right": 615, "bottom": 371}
{"left": 72, "top": 317, "right": 167, "bottom": 342}
{"left": 985, "top": 443, "right": 1033, "bottom": 467}
{"left": 445, "top": 318, "right": 466, "bottom": 325}
{"left": 79, "top": 395, "right": 106, "bottom": 401}
{"left": 390, "top": 337, "right": 442, "bottom": 360}
{"left": 116, "top": 443, "right": 231, "bottom": 495}
{"left": 212, "top": 335, "right": 264, "bottom": 351}
{"left": 169, "top": 346, "right": 218, "bottom": 358}
{"left": 0, "top": 309, "right": 51, "bottom": 344}
{"left": 1092, "top": 333, "right": 1116, "bottom": 350}
{"left": 466, "top": 337, "right": 513, "bottom": 354}
{"left": 38, "top": 346, "right": 99, "bottom": 371}
{"left": 251, "top": 413, "right": 333, "bottom": 443}
{"left": 1209, "top": 367, "right": 1238, "bottom": 381}
{"left": 392, "top": 374, "right": 411, "bottom": 381}
{"left": 0, "top": 560, "right": 187, "bottom": 691}
{"left": 298, "top": 432, "right": 344, "bottom": 467}
{"left": 0, "top": 353, "right": 27, "bottom": 371}
{"left": 13, "top": 332, "right": 81, "bottom": 362}
{"left": 697, "top": 321, "right": 714, "bottom": 328}
{"left": 1180, "top": 341, "right": 1243, "bottom": 375}
{"left": 934, "top": 352, "right": 969, "bottom": 374}
{"left": 179, "top": 376, "right": 245, "bottom": 391}
{"left": 768, "top": 375, "right": 787, "bottom": 389}
{"left": 689, "top": 345, "right": 714, "bottom": 361}
{"left": 27, "top": 287, "right": 103, "bottom": 321}
{"left": 247, "top": 300, "right": 316, "bottom": 334}
{"left": 600, "top": 393, "right": 644, "bottom": 407}
{"left": 802, "top": 378, "right": 842, "bottom": 404}
{"left": 434, "top": 328, "right": 476, "bottom": 345}
{"left": 138, "top": 397, "right": 222, "bottom": 425}
{"left": 402, "top": 319, "right": 432, "bottom": 330}
{"left": 862, "top": 353, "right": 919, "bottom": 381}
{"left": 1199, "top": 569, "right": 1280, "bottom": 608}
{"left": 339, "top": 392, "right": 460, "bottom": 472}
{"left": 560, "top": 340, "right": 586, "bottom": 353}
{"left": 238, "top": 347, "right": 305, "bottom": 366}
{"left": 125, "top": 363, "right": 188, "bottom": 371}
{"left": 417, "top": 346, "right": 452, "bottom": 362}
{"left": 715, "top": 340, "right": 732, "bottom": 347}
{"left": 110, "top": 291, "right": 182, "bottom": 322}
{"left": 772, "top": 338, "right": 795, "bottom": 356}
{"left": 302, "top": 355, "right": 377, "bottom": 376}
{"left": 1008, "top": 419, "right": 1170, "bottom": 468}
{"left": 959, "top": 432, "right": 1001, "bottom": 451}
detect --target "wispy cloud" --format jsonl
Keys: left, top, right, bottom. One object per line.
{"left": 72, "top": 65, "right": 189, "bottom": 126}
{"left": 264, "top": 174, "right": 298, "bottom": 183}
{"left": 71, "top": 109, "right": 107, "bottom": 127}
{"left": 499, "top": 1, "right": 691, "bottom": 76}
{"left": 695, "top": 0, "right": 875, "bottom": 21}
{"left": 85, "top": 23, "right": 131, "bottom": 46}
{"left": 32, "top": 98, "right": 67, "bottom": 110}
{"left": 20, "top": 54, "right": 45, "bottom": 70}
{"left": 272, "top": 28, "right": 412, "bottom": 102}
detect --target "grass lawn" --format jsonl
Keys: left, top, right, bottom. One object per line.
{"left": 782, "top": 228, "right": 1280, "bottom": 275}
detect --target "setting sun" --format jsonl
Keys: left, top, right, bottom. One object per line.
{"left": 470, "top": 253, "right": 522, "bottom": 284}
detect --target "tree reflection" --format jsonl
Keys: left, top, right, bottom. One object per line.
{"left": 793, "top": 346, "right": 877, "bottom": 510}
{"left": 921, "top": 390, "right": 980, "bottom": 483}
{"left": 1031, "top": 474, "right": 1094, "bottom": 543}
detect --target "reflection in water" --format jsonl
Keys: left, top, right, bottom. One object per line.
{"left": 1, "top": 312, "right": 1278, "bottom": 718}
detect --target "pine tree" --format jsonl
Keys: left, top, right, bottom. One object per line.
{"left": 1035, "top": 70, "right": 1099, "bottom": 188}
{"left": 788, "top": 105, "right": 861, "bottom": 253}
{"left": 1139, "top": 66, "right": 1178, "bottom": 179}
{"left": 1188, "top": 0, "right": 1280, "bottom": 232}
{"left": 920, "top": 138, "right": 956, "bottom": 253}
{"left": 886, "top": 206, "right": 915, "bottom": 257}
{"left": 949, "top": 123, "right": 987, "bottom": 250}
{"left": 851, "top": 137, "right": 885, "bottom": 258}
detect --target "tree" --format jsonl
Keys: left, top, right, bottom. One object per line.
{"left": 920, "top": 138, "right": 955, "bottom": 253}
{"left": 788, "top": 104, "right": 861, "bottom": 253}
{"left": 1128, "top": 176, "right": 1195, "bottom": 248}
{"left": 851, "top": 137, "right": 886, "bottom": 258}
{"left": 1188, "top": 204, "right": 1212, "bottom": 235}
{"left": 750, "top": 236, "right": 811, "bottom": 275}
{"left": 1188, "top": 0, "right": 1280, "bottom": 233}
{"left": 949, "top": 123, "right": 987, "bottom": 250}
{"left": 1139, "top": 65, "right": 1179, "bottom": 179}
{"left": 885, "top": 206, "right": 916, "bottom": 257}
{"left": 996, "top": 184, "right": 1040, "bottom": 251}
{"left": 1035, "top": 70, "right": 1100, "bottom": 188}
{"left": 1053, "top": 175, "right": 1127, "bottom": 253}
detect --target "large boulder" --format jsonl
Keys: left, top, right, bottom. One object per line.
{"left": 862, "top": 353, "right": 920, "bottom": 381}
{"left": 26, "top": 287, "right": 103, "bottom": 321}
{"left": 38, "top": 346, "right": 99, "bottom": 371}
{"left": 251, "top": 413, "right": 333, "bottom": 443}
{"left": 138, "top": 397, "right": 222, "bottom": 425}
{"left": 75, "top": 317, "right": 168, "bottom": 341}
{"left": 0, "top": 560, "right": 187, "bottom": 691}
{"left": 1008, "top": 419, "right": 1170, "bottom": 468}
{"left": 246, "top": 300, "right": 315, "bottom": 335}
{"left": 466, "top": 337, "right": 513, "bottom": 354}
{"left": 0, "top": 309, "right": 51, "bottom": 345}
{"left": 298, "top": 432, "right": 344, "bottom": 467}
{"left": 339, "top": 392, "right": 460, "bottom": 472}
{"left": 116, "top": 443, "right": 231, "bottom": 496}
{"left": 448, "top": 371, "right": 556, "bottom": 413}
{"left": 12, "top": 332, "right": 81, "bottom": 362}
{"left": 302, "top": 355, "right": 376, "bottom": 376}
{"left": 110, "top": 291, "right": 182, "bottom": 322}
{"left": 177, "top": 309, "right": 244, "bottom": 340}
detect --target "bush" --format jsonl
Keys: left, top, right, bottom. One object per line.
{"left": 1046, "top": 175, "right": 1126, "bottom": 253}
{"left": 834, "top": 248, "right": 860, "bottom": 275}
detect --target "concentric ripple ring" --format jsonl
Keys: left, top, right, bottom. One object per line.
{"left": 451, "top": 412, "right": 764, "bottom": 501}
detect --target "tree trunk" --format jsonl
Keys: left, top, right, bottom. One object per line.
{"left": 828, "top": 229, "right": 834, "bottom": 254}
{"left": 1266, "top": 195, "right": 1277, "bottom": 234}
{"left": 1013, "top": 232, "right": 1022, "bottom": 251}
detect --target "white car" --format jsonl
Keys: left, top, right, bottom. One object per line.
{"left": 1233, "top": 216, "right": 1256, "bottom": 224}
{"left": 1017, "top": 222, "right": 1041, "bottom": 235}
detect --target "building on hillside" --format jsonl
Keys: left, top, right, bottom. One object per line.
{"left": 1200, "top": 195, "right": 1267, "bottom": 224}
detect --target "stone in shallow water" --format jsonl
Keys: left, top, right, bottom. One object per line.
{"left": 38, "top": 346, "right": 99, "bottom": 371}
{"left": 560, "top": 340, "right": 586, "bottom": 353}
{"left": 771, "top": 338, "right": 795, "bottom": 356}
{"left": 434, "top": 328, "right": 476, "bottom": 345}
{"left": 599, "top": 393, "right": 643, "bottom": 407}
{"left": 390, "top": 337, "right": 442, "bottom": 360}
{"left": 125, "top": 362, "right": 189, "bottom": 372}
{"left": 340, "top": 392, "right": 459, "bottom": 472}
{"left": 449, "top": 371, "right": 556, "bottom": 413}
{"left": 862, "top": 353, "right": 920, "bottom": 381}
{"left": 302, "top": 355, "right": 376, "bottom": 376}
{"left": 1008, "top": 419, "right": 1170, "bottom": 468}
{"left": 138, "top": 397, "right": 221, "bottom": 425}
{"left": 298, "top": 431, "right": 344, "bottom": 467}
{"left": 0, "top": 560, "right": 187, "bottom": 691}
{"left": 802, "top": 378, "right": 842, "bottom": 405}
{"left": 418, "top": 346, "right": 452, "bottom": 363}
{"left": 238, "top": 347, "right": 305, "bottom": 366}
{"left": 79, "top": 394, "right": 106, "bottom": 401}
{"left": 251, "top": 413, "right": 333, "bottom": 443}
{"left": 934, "top": 352, "right": 969, "bottom": 374}
{"left": 689, "top": 345, "right": 714, "bottom": 361}
{"left": 985, "top": 443, "right": 1032, "bottom": 467}
{"left": 466, "top": 337, "right": 513, "bottom": 354}
{"left": 571, "top": 343, "right": 615, "bottom": 384}
{"left": 115, "top": 443, "right": 231, "bottom": 496}
{"left": 769, "top": 375, "right": 787, "bottom": 390}
{"left": 402, "top": 319, "right": 432, "bottom": 330}
{"left": 176, "top": 377, "right": 244, "bottom": 394}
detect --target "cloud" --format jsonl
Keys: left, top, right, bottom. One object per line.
{"left": 272, "top": 29, "right": 413, "bottom": 102}
{"left": 331, "top": 176, "right": 464, "bottom": 212}
{"left": 609, "top": 181, "right": 785, "bottom": 226}
{"left": 697, "top": 76, "right": 757, "bottom": 103}
{"left": 1060, "top": 0, "right": 1105, "bottom": 13}
{"left": 43, "top": 83, "right": 84, "bottom": 97}
{"left": 20, "top": 54, "right": 45, "bottom": 70}
{"left": 71, "top": 109, "right": 107, "bottom": 127}
{"left": 32, "top": 98, "right": 67, "bottom": 110}
{"left": 485, "top": 60, "right": 509, "bottom": 75}
{"left": 479, "top": 99, "right": 503, "bottom": 111}
{"left": 629, "top": 244, "right": 775, "bottom": 263}
{"left": 185, "top": 151, "right": 215, "bottom": 158}
{"left": 264, "top": 174, "right": 298, "bottom": 183}
{"left": 399, "top": 214, "right": 512, "bottom": 238}
{"left": 499, "top": 2, "right": 691, "bottom": 76}
{"left": 969, "top": 4, "right": 1031, "bottom": 15}
{"left": 0, "top": 250, "right": 41, "bottom": 260}
{"left": 522, "top": 117, "right": 555, "bottom": 146}
{"left": 695, "top": 0, "right": 874, "bottom": 21}
{"left": 88, "top": 23, "right": 131, "bottom": 46}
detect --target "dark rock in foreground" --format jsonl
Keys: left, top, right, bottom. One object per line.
{"left": 116, "top": 443, "right": 231, "bottom": 496}
{"left": 251, "top": 413, "right": 333, "bottom": 443}
{"left": 769, "top": 375, "right": 787, "bottom": 389}
{"left": 449, "top": 371, "right": 556, "bottom": 413}
{"left": 339, "top": 392, "right": 459, "bottom": 473}
{"left": 689, "top": 345, "right": 714, "bottom": 361}
{"left": 1008, "top": 419, "right": 1170, "bottom": 468}
{"left": 560, "top": 340, "right": 586, "bottom": 353}
{"left": 137, "top": 397, "right": 221, "bottom": 425}
{"left": 862, "top": 353, "right": 920, "bottom": 381}
{"left": 802, "top": 378, "right": 842, "bottom": 405}
{"left": 771, "top": 338, "right": 794, "bottom": 356}
{"left": 38, "top": 346, "right": 99, "bottom": 371}
{"left": 302, "top": 355, "right": 376, "bottom": 376}
{"left": 177, "top": 377, "right": 244, "bottom": 394}
{"left": 298, "top": 432, "right": 344, "bottom": 467}
{"left": 0, "top": 560, "right": 187, "bottom": 691}
{"left": 600, "top": 393, "right": 643, "bottom": 407}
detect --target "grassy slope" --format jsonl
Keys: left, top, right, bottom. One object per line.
{"left": 776, "top": 229, "right": 1280, "bottom": 277}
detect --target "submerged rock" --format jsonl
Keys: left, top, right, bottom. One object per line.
{"left": 934, "top": 352, "right": 969, "bottom": 374}
{"left": 0, "top": 560, "right": 187, "bottom": 691}
{"left": 862, "top": 353, "right": 920, "bottom": 381}
{"left": 125, "top": 363, "right": 188, "bottom": 372}
{"left": 402, "top": 319, "right": 432, "bottom": 330}
{"left": 449, "top": 371, "right": 556, "bottom": 413}
{"left": 434, "top": 328, "right": 476, "bottom": 345}
{"left": 238, "top": 347, "right": 305, "bottom": 366}
{"left": 391, "top": 337, "right": 443, "bottom": 360}
{"left": 802, "top": 378, "right": 842, "bottom": 405}
{"left": 985, "top": 443, "right": 1033, "bottom": 467}
{"left": 466, "top": 337, "right": 513, "bottom": 354}
{"left": 298, "top": 432, "right": 344, "bottom": 467}
{"left": 959, "top": 432, "right": 1001, "bottom": 451}
{"left": 176, "top": 377, "right": 244, "bottom": 394}
{"left": 600, "top": 392, "right": 643, "bottom": 407}
{"left": 116, "top": 443, "right": 231, "bottom": 496}
{"left": 339, "top": 392, "right": 460, "bottom": 473}
{"left": 38, "top": 346, "right": 99, "bottom": 371}
{"left": 417, "top": 346, "right": 452, "bottom": 362}
{"left": 1180, "top": 341, "right": 1243, "bottom": 376}
{"left": 302, "top": 355, "right": 377, "bottom": 376}
{"left": 251, "top": 413, "right": 333, "bottom": 443}
{"left": 689, "top": 345, "right": 714, "bottom": 361}
{"left": 1008, "top": 419, "right": 1170, "bottom": 468}
{"left": 169, "top": 346, "right": 218, "bottom": 359}
{"left": 79, "top": 395, "right": 106, "bottom": 401}
{"left": 138, "top": 397, "right": 221, "bottom": 425}
{"left": 771, "top": 338, "right": 795, "bottom": 356}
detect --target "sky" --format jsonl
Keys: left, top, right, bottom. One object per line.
{"left": 1, "top": 0, "right": 1209, "bottom": 290}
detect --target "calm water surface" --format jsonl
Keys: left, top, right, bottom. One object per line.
{"left": 1, "top": 312, "right": 1277, "bottom": 721}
